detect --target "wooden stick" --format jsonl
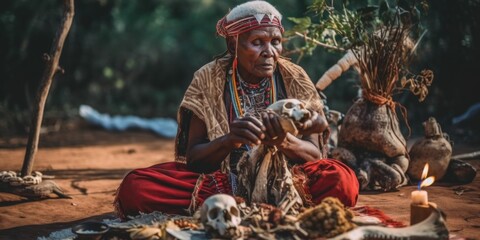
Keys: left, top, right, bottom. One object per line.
{"left": 451, "top": 151, "right": 480, "bottom": 160}
{"left": 21, "top": 0, "right": 75, "bottom": 177}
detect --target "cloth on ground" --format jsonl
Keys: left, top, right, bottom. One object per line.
{"left": 351, "top": 206, "right": 406, "bottom": 227}
{"left": 79, "top": 105, "right": 178, "bottom": 138}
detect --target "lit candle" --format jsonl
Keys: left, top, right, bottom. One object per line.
{"left": 411, "top": 189, "right": 428, "bottom": 205}
{"left": 410, "top": 163, "right": 437, "bottom": 225}
{"left": 411, "top": 163, "right": 435, "bottom": 206}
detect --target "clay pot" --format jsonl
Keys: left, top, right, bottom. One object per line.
{"left": 338, "top": 98, "right": 407, "bottom": 158}
{"left": 408, "top": 117, "right": 452, "bottom": 181}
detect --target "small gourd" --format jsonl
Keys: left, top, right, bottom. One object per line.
{"left": 407, "top": 117, "right": 452, "bottom": 181}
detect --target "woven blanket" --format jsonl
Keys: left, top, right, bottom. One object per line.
{"left": 37, "top": 205, "right": 405, "bottom": 240}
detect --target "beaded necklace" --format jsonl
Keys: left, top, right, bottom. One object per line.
{"left": 228, "top": 69, "right": 277, "bottom": 118}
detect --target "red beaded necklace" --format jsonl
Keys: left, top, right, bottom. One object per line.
{"left": 228, "top": 68, "right": 276, "bottom": 118}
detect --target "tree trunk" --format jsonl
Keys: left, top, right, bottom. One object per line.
{"left": 21, "top": 0, "right": 75, "bottom": 177}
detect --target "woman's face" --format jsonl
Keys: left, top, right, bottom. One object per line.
{"left": 234, "top": 27, "right": 283, "bottom": 83}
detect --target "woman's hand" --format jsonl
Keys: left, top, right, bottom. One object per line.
{"left": 259, "top": 110, "right": 323, "bottom": 163}
{"left": 296, "top": 110, "right": 328, "bottom": 135}
{"left": 226, "top": 115, "right": 266, "bottom": 148}
{"left": 260, "top": 111, "right": 288, "bottom": 146}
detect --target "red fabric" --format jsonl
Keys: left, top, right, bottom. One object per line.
{"left": 296, "top": 158, "right": 359, "bottom": 207}
{"left": 115, "top": 159, "right": 359, "bottom": 218}
{"left": 351, "top": 206, "right": 406, "bottom": 227}
{"left": 115, "top": 162, "right": 232, "bottom": 219}
{"left": 216, "top": 14, "right": 284, "bottom": 38}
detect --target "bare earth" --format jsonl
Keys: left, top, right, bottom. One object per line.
{"left": 0, "top": 124, "right": 479, "bottom": 239}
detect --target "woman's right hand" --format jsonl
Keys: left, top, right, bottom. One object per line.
{"left": 226, "top": 115, "right": 266, "bottom": 148}
{"left": 297, "top": 109, "right": 328, "bottom": 135}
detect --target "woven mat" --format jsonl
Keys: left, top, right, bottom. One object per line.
{"left": 37, "top": 205, "right": 408, "bottom": 240}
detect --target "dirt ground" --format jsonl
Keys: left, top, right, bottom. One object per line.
{"left": 0, "top": 122, "right": 479, "bottom": 239}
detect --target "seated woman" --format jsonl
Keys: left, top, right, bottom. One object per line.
{"left": 114, "top": 0, "right": 359, "bottom": 219}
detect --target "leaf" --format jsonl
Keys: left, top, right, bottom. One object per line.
{"left": 288, "top": 17, "right": 312, "bottom": 28}
{"left": 308, "top": 0, "right": 327, "bottom": 15}
{"left": 288, "top": 17, "right": 312, "bottom": 33}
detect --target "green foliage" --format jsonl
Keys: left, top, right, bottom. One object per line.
{"left": 288, "top": 0, "right": 433, "bottom": 102}
{"left": 288, "top": 0, "right": 429, "bottom": 53}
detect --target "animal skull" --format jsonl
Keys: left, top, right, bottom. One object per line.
{"left": 267, "top": 99, "right": 311, "bottom": 135}
{"left": 200, "top": 194, "right": 241, "bottom": 237}
{"left": 267, "top": 99, "right": 311, "bottom": 122}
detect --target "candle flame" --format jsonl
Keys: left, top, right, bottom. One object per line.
{"left": 420, "top": 176, "right": 435, "bottom": 188}
{"left": 421, "top": 163, "right": 429, "bottom": 180}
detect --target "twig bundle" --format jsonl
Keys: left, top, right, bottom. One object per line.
{"left": 352, "top": 16, "right": 433, "bottom": 103}
{"left": 353, "top": 25, "right": 409, "bottom": 99}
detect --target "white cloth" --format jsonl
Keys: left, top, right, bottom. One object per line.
{"left": 79, "top": 105, "right": 178, "bottom": 138}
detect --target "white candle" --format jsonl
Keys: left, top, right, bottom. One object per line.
{"left": 411, "top": 190, "right": 428, "bottom": 205}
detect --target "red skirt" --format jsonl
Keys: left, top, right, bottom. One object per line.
{"left": 114, "top": 159, "right": 358, "bottom": 219}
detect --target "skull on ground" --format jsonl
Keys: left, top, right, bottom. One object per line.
{"left": 200, "top": 194, "right": 241, "bottom": 238}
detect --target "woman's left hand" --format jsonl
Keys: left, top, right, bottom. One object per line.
{"left": 260, "top": 111, "right": 288, "bottom": 146}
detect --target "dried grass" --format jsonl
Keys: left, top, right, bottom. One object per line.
{"left": 351, "top": 12, "right": 433, "bottom": 103}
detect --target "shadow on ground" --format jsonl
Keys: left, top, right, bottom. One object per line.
{"left": 0, "top": 213, "right": 116, "bottom": 240}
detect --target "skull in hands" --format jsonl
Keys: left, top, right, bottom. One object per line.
{"left": 267, "top": 99, "right": 311, "bottom": 135}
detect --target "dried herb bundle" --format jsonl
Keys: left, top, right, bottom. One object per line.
{"left": 351, "top": 11, "right": 433, "bottom": 103}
